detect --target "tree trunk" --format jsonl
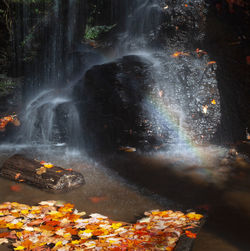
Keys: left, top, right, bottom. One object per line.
{"left": 0, "top": 154, "right": 84, "bottom": 192}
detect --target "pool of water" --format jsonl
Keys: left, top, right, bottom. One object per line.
{"left": 0, "top": 143, "right": 250, "bottom": 250}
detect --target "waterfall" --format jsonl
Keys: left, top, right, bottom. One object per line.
{"left": 117, "top": 0, "right": 163, "bottom": 53}
{"left": 9, "top": 0, "right": 221, "bottom": 152}
{"left": 12, "top": 0, "right": 88, "bottom": 149}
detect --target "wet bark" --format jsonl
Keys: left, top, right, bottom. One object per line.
{"left": 0, "top": 154, "right": 84, "bottom": 192}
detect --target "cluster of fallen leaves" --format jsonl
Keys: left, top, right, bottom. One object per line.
{"left": 0, "top": 115, "right": 20, "bottom": 132}
{"left": 36, "top": 161, "right": 54, "bottom": 175}
{"left": 0, "top": 201, "right": 203, "bottom": 250}
{"left": 171, "top": 49, "right": 217, "bottom": 66}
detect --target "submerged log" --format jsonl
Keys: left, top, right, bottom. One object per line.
{"left": 0, "top": 154, "right": 84, "bottom": 192}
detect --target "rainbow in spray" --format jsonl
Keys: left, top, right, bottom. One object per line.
{"left": 144, "top": 93, "right": 213, "bottom": 164}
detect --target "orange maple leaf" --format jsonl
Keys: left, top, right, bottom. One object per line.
{"left": 15, "top": 173, "right": 21, "bottom": 180}
{"left": 185, "top": 230, "right": 197, "bottom": 238}
{"left": 207, "top": 61, "right": 216, "bottom": 65}
{"left": 171, "top": 51, "right": 190, "bottom": 58}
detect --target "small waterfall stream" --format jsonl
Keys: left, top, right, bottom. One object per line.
{"left": 12, "top": 0, "right": 88, "bottom": 150}
{"left": 117, "top": 0, "right": 163, "bottom": 52}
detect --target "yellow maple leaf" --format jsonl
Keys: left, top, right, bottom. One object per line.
{"left": 16, "top": 232, "right": 23, "bottom": 239}
{"left": 63, "top": 233, "right": 71, "bottom": 239}
{"left": 186, "top": 212, "right": 203, "bottom": 220}
{"left": 43, "top": 163, "right": 54, "bottom": 168}
{"left": 14, "top": 246, "right": 25, "bottom": 250}
{"left": 71, "top": 240, "right": 80, "bottom": 245}
{"left": 6, "top": 222, "right": 23, "bottom": 229}
{"left": 21, "top": 210, "right": 29, "bottom": 215}
{"left": 111, "top": 222, "right": 123, "bottom": 230}
{"left": 55, "top": 241, "right": 62, "bottom": 247}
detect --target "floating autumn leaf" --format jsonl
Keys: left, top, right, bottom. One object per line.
{"left": 207, "top": 61, "right": 216, "bottom": 65}
{"left": 171, "top": 51, "right": 190, "bottom": 58}
{"left": 10, "top": 185, "right": 22, "bottom": 192}
{"left": 211, "top": 99, "right": 216, "bottom": 105}
{"left": 89, "top": 196, "right": 108, "bottom": 203}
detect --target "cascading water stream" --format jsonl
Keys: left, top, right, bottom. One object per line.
{"left": 18, "top": 88, "right": 81, "bottom": 147}
{"left": 117, "top": 0, "right": 163, "bottom": 53}
{"left": 12, "top": 0, "right": 90, "bottom": 151}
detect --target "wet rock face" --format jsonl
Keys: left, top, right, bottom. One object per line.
{"left": 78, "top": 53, "right": 221, "bottom": 152}
{"left": 147, "top": 51, "right": 221, "bottom": 145}
{"left": 160, "top": 0, "right": 207, "bottom": 49}
{"left": 79, "top": 55, "right": 170, "bottom": 151}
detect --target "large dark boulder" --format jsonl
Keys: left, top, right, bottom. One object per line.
{"left": 78, "top": 55, "right": 170, "bottom": 152}
{"left": 78, "top": 53, "right": 221, "bottom": 152}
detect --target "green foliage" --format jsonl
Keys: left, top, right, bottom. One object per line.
{"left": 84, "top": 24, "right": 116, "bottom": 40}
{"left": 0, "top": 79, "right": 17, "bottom": 96}
{"left": 0, "top": 79, "right": 16, "bottom": 88}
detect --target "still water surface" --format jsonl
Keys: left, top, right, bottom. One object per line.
{"left": 0, "top": 144, "right": 249, "bottom": 250}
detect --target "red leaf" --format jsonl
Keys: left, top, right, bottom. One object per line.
{"left": 89, "top": 196, "right": 107, "bottom": 203}
{"left": 10, "top": 185, "right": 22, "bottom": 192}
{"left": 0, "top": 232, "right": 9, "bottom": 238}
